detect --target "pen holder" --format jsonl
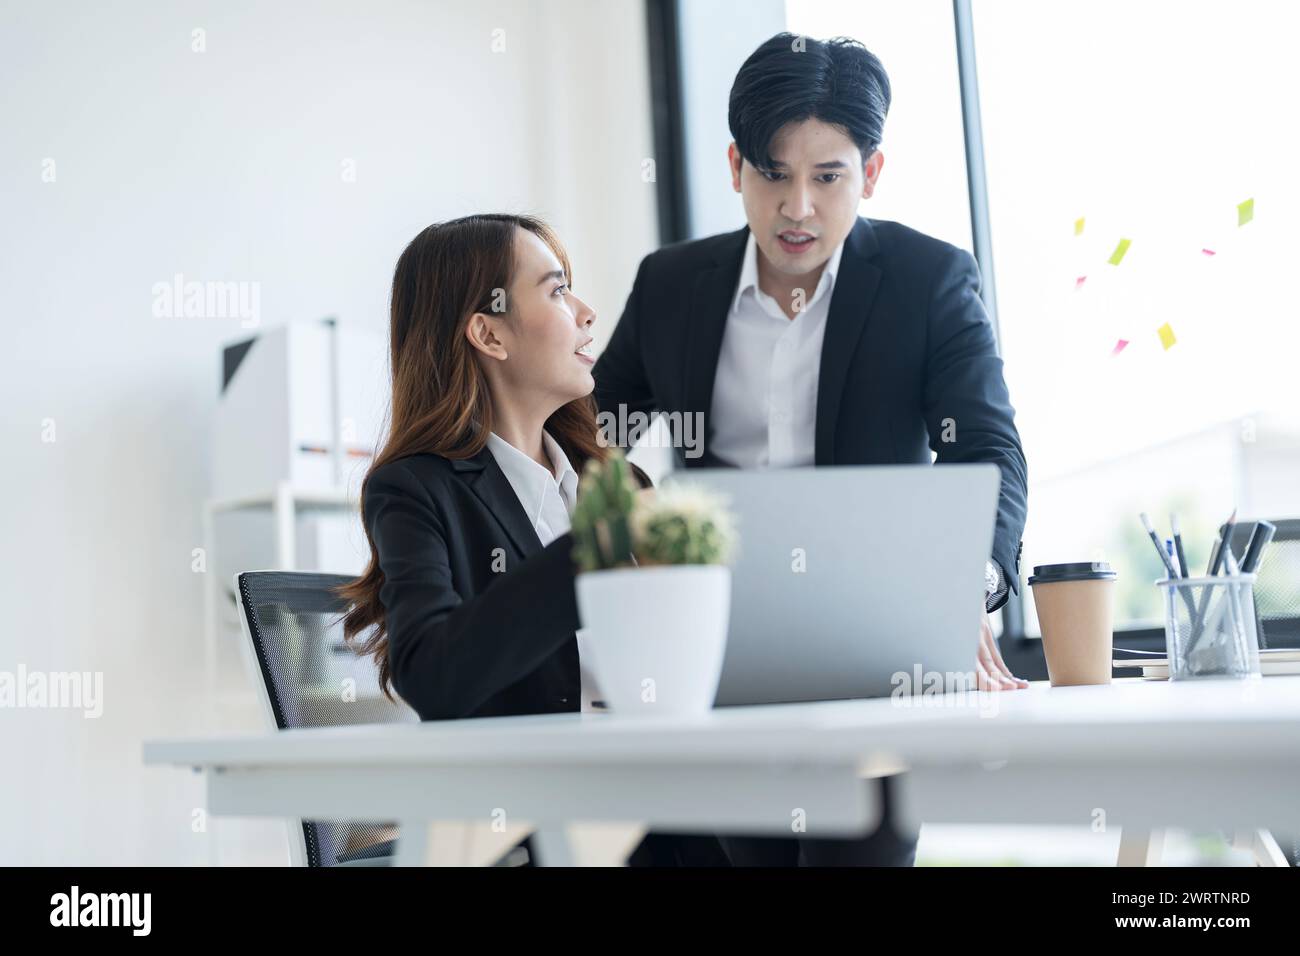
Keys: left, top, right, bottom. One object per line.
{"left": 1158, "top": 574, "right": 1260, "bottom": 680}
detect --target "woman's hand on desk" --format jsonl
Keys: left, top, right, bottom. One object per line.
{"left": 976, "top": 603, "right": 1028, "bottom": 691}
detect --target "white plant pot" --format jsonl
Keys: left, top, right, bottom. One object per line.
{"left": 575, "top": 564, "right": 731, "bottom": 717}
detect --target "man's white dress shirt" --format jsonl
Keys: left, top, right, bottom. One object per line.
{"left": 484, "top": 430, "right": 603, "bottom": 712}
{"left": 708, "top": 231, "right": 846, "bottom": 469}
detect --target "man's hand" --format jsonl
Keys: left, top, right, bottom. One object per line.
{"left": 976, "top": 603, "right": 1028, "bottom": 691}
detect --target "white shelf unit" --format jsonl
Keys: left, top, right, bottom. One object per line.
{"left": 201, "top": 481, "right": 360, "bottom": 708}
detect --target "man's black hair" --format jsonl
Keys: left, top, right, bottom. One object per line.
{"left": 728, "top": 32, "right": 892, "bottom": 171}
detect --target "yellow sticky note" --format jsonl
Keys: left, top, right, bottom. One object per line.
{"left": 1108, "top": 238, "right": 1131, "bottom": 265}
{"left": 1237, "top": 198, "right": 1254, "bottom": 227}
{"left": 1158, "top": 322, "right": 1177, "bottom": 350}
{"left": 1074, "top": 217, "right": 1085, "bottom": 235}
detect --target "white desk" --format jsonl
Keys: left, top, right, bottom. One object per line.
{"left": 143, "top": 677, "right": 1300, "bottom": 866}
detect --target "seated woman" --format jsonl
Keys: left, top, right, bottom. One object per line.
{"left": 339, "top": 213, "right": 728, "bottom": 866}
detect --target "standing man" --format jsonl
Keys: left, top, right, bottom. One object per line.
{"left": 594, "top": 33, "right": 1028, "bottom": 866}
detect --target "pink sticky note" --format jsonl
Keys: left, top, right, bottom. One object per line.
{"left": 1202, "top": 248, "right": 1216, "bottom": 256}
{"left": 1111, "top": 339, "right": 1129, "bottom": 356}
{"left": 1075, "top": 276, "right": 1087, "bottom": 290}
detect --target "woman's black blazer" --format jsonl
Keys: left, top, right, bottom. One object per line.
{"left": 363, "top": 446, "right": 735, "bottom": 867}
{"left": 363, "top": 445, "right": 643, "bottom": 722}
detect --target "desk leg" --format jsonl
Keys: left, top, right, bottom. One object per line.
{"left": 392, "top": 816, "right": 434, "bottom": 868}
{"left": 1116, "top": 828, "right": 1164, "bottom": 866}
{"left": 530, "top": 823, "right": 648, "bottom": 867}
{"left": 1233, "top": 829, "right": 1290, "bottom": 867}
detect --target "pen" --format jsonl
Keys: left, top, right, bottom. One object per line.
{"left": 1140, "top": 513, "right": 1181, "bottom": 579}
{"left": 1171, "top": 513, "right": 1190, "bottom": 580}
{"left": 1141, "top": 513, "right": 1199, "bottom": 629}
{"left": 1240, "top": 520, "right": 1276, "bottom": 573}
{"left": 1237, "top": 519, "right": 1273, "bottom": 662}
{"left": 1165, "top": 538, "right": 1178, "bottom": 577}
{"left": 1206, "top": 508, "right": 1238, "bottom": 577}
{"left": 1188, "top": 507, "right": 1239, "bottom": 655}
{"left": 1222, "top": 545, "right": 1248, "bottom": 654}
{"left": 1223, "top": 543, "right": 1240, "bottom": 574}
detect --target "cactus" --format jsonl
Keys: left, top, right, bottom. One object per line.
{"left": 571, "top": 450, "right": 735, "bottom": 572}
{"left": 571, "top": 450, "right": 638, "bottom": 572}
{"left": 632, "top": 485, "right": 735, "bottom": 567}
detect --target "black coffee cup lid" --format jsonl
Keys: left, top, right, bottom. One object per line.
{"left": 1027, "top": 562, "right": 1117, "bottom": 585}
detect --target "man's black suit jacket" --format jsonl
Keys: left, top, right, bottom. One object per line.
{"left": 593, "top": 216, "right": 1028, "bottom": 597}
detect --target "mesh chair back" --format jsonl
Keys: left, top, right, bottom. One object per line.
{"left": 1224, "top": 517, "right": 1300, "bottom": 648}
{"left": 236, "top": 570, "right": 417, "bottom": 866}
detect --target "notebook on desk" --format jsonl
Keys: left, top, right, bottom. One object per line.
{"left": 1113, "top": 648, "right": 1300, "bottom": 680}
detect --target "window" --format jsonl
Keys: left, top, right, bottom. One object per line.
{"left": 973, "top": 0, "right": 1300, "bottom": 633}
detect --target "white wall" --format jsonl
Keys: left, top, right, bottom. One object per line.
{"left": 0, "top": 0, "right": 656, "bottom": 864}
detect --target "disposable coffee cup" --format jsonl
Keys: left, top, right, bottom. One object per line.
{"left": 1028, "top": 562, "right": 1117, "bottom": 686}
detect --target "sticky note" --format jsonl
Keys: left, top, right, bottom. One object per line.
{"left": 1074, "top": 217, "right": 1085, "bottom": 235}
{"left": 1158, "top": 323, "right": 1177, "bottom": 350}
{"left": 1112, "top": 339, "right": 1129, "bottom": 356}
{"left": 1108, "top": 238, "right": 1131, "bottom": 265}
{"left": 1075, "top": 276, "right": 1087, "bottom": 290}
{"left": 1237, "top": 198, "right": 1254, "bottom": 227}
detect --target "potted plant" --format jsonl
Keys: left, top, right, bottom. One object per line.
{"left": 571, "top": 451, "right": 736, "bottom": 716}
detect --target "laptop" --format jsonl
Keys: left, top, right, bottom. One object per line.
{"left": 662, "top": 464, "right": 1001, "bottom": 706}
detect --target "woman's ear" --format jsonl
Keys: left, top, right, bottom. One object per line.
{"left": 465, "top": 311, "right": 508, "bottom": 361}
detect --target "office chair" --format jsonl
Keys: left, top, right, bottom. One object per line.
{"left": 1223, "top": 517, "right": 1300, "bottom": 651}
{"left": 235, "top": 570, "right": 530, "bottom": 867}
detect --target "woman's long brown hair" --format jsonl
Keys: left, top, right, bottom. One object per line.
{"left": 337, "top": 214, "right": 608, "bottom": 699}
